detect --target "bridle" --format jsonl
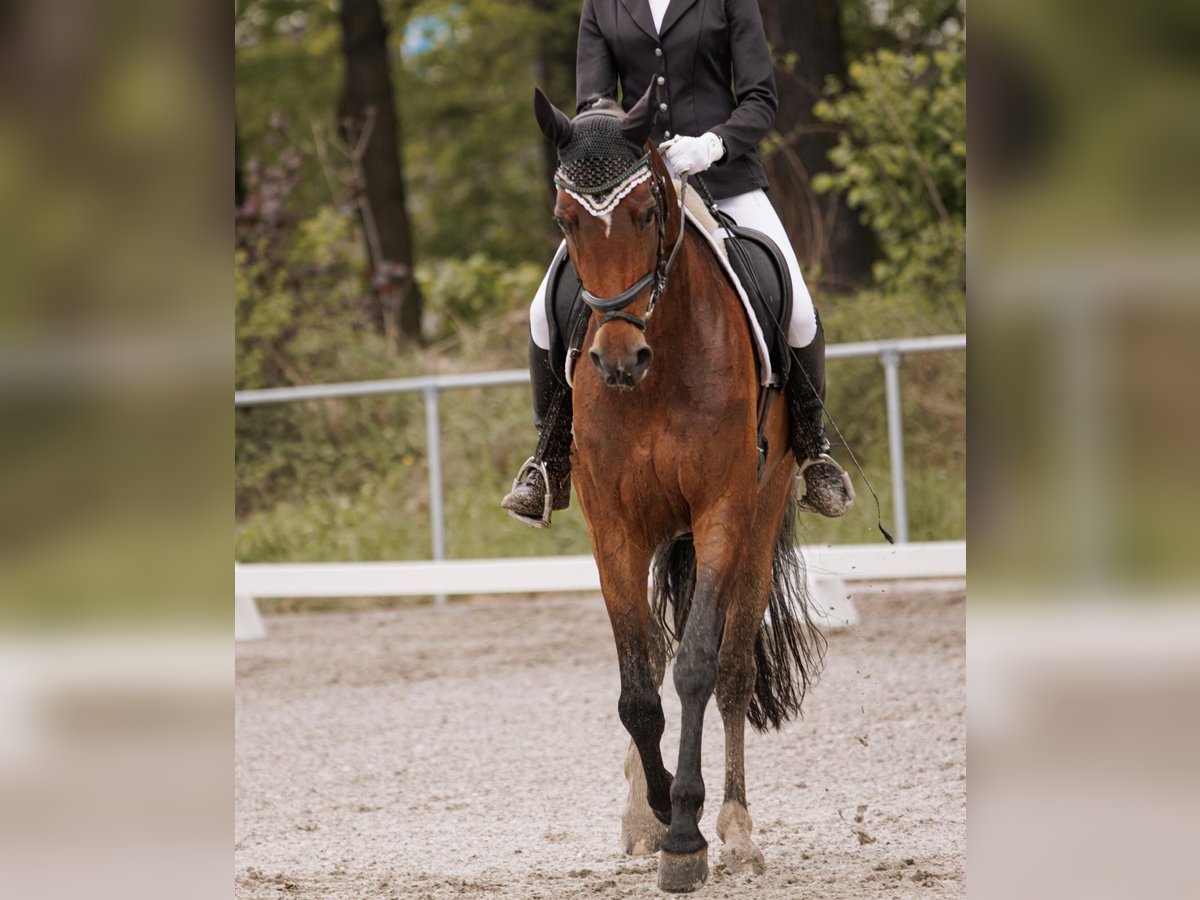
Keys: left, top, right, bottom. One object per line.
{"left": 561, "top": 159, "right": 689, "bottom": 333}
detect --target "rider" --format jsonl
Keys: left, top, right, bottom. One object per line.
{"left": 502, "top": 0, "right": 853, "bottom": 525}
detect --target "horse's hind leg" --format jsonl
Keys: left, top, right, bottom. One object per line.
{"left": 714, "top": 553, "right": 774, "bottom": 874}
{"left": 716, "top": 488, "right": 791, "bottom": 875}
{"left": 659, "top": 502, "right": 752, "bottom": 892}
{"left": 621, "top": 619, "right": 669, "bottom": 855}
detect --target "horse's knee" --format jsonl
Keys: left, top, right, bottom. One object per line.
{"left": 716, "top": 653, "right": 756, "bottom": 712}
{"left": 618, "top": 684, "right": 664, "bottom": 737}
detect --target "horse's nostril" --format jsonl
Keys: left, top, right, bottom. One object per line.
{"left": 627, "top": 346, "right": 653, "bottom": 384}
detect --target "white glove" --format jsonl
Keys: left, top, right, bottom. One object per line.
{"left": 659, "top": 132, "right": 725, "bottom": 175}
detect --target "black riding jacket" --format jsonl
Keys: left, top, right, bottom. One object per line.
{"left": 576, "top": 0, "right": 778, "bottom": 200}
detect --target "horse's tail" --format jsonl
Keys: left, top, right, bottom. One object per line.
{"left": 650, "top": 495, "right": 827, "bottom": 734}
{"left": 747, "top": 496, "right": 827, "bottom": 731}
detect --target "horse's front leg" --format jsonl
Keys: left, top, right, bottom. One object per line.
{"left": 593, "top": 538, "right": 675, "bottom": 847}
{"left": 659, "top": 505, "right": 750, "bottom": 893}
{"left": 620, "top": 618, "right": 670, "bottom": 855}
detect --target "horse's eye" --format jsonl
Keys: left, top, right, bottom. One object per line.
{"left": 641, "top": 207, "right": 657, "bottom": 226}
{"left": 554, "top": 216, "right": 571, "bottom": 234}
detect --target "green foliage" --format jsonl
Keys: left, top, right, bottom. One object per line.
{"left": 841, "top": 0, "right": 965, "bottom": 57}
{"left": 236, "top": 0, "right": 570, "bottom": 268}
{"left": 800, "top": 31, "right": 967, "bottom": 545}
{"left": 817, "top": 293, "right": 966, "bottom": 544}
{"left": 417, "top": 254, "right": 544, "bottom": 341}
{"left": 235, "top": 144, "right": 419, "bottom": 517}
{"left": 813, "top": 35, "right": 966, "bottom": 330}
{"left": 398, "top": 0, "right": 562, "bottom": 265}
{"left": 235, "top": 2, "right": 343, "bottom": 214}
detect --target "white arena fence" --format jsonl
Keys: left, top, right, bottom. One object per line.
{"left": 234, "top": 335, "right": 965, "bottom": 638}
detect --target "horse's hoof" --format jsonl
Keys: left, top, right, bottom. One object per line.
{"left": 621, "top": 815, "right": 667, "bottom": 856}
{"left": 658, "top": 846, "right": 708, "bottom": 893}
{"left": 621, "top": 810, "right": 666, "bottom": 856}
{"left": 719, "top": 840, "right": 765, "bottom": 876}
{"left": 623, "top": 833, "right": 663, "bottom": 857}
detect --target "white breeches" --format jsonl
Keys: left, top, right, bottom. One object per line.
{"left": 528, "top": 186, "right": 818, "bottom": 350}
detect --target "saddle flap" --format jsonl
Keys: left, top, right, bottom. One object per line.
{"left": 544, "top": 244, "right": 587, "bottom": 386}
{"left": 717, "top": 212, "right": 793, "bottom": 381}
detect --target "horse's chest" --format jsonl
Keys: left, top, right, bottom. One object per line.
{"left": 573, "top": 398, "right": 748, "bottom": 502}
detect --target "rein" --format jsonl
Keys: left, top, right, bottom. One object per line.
{"left": 578, "top": 171, "right": 690, "bottom": 331}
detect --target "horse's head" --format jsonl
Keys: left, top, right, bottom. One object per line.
{"left": 534, "top": 84, "right": 677, "bottom": 389}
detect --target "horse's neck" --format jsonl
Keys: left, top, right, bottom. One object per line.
{"left": 659, "top": 236, "right": 742, "bottom": 344}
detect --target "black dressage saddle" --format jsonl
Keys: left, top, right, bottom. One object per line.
{"left": 543, "top": 211, "right": 793, "bottom": 386}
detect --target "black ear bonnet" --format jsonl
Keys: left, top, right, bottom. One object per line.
{"left": 554, "top": 110, "right": 648, "bottom": 195}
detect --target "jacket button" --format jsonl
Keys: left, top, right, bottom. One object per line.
{"left": 656, "top": 76, "right": 665, "bottom": 86}
{"left": 654, "top": 47, "right": 663, "bottom": 57}
{"left": 659, "top": 102, "right": 668, "bottom": 112}
{"left": 664, "top": 130, "right": 672, "bottom": 138}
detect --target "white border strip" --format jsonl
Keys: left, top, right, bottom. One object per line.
{"left": 235, "top": 541, "right": 965, "bottom": 599}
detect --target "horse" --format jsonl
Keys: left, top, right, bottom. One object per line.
{"left": 533, "top": 84, "right": 824, "bottom": 893}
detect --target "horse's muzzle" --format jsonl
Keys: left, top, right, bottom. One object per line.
{"left": 589, "top": 344, "right": 652, "bottom": 389}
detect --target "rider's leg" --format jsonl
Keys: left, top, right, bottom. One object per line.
{"left": 714, "top": 190, "right": 816, "bottom": 347}
{"left": 501, "top": 245, "right": 574, "bottom": 527}
{"left": 529, "top": 248, "right": 557, "bottom": 352}
{"left": 715, "top": 190, "right": 853, "bottom": 517}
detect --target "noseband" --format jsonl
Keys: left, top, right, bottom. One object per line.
{"left": 564, "top": 166, "right": 690, "bottom": 332}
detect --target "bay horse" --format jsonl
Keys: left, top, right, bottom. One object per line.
{"left": 534, "top": 85, "right": 824, "bottom": 893}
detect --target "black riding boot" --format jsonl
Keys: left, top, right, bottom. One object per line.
{"left": 500, "top": 340, "right": 573, "bottom": 528}
{"left": 787, "top": 311, "right": 854, "bottom": 517}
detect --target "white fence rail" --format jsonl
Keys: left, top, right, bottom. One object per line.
{"left": 235, "top": 541, "right": 966, "bottom": 599}
{"left": 234, "top": 541, "right": 966, "bottom": 640}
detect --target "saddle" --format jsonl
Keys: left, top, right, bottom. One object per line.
{"left": 543, "top": 213, "right": 794, "bottom": 386}
{"left": 544, "top": 242, "right": 585, "bottom": 387}
{"left": 714, "top": 210, "right": 794, "bottom": 383}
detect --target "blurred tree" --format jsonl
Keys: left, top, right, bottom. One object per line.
{"left": 235, "top": 124, "right": 247, "bottom": 209}
{"left": 338, "top": 0, "right": 424, "bottom": 346}
{"left": 813, "top": 34, "right": 966, "bottom": 328}
{"left": 398, "top": 0, "right": 557, "bottom": 264}
{"left": 528, "top": 0, "right": 579, "bottom": 209}
{"left": 840, "top": 0, "right": 964, "bottom": 57}
{"left": 234, "top": 2, "right": 343, "bottom": 214}
{"left": 760, "top": 0, "right": 876, "bottom": 292}
{"left": 758, "top": 0, "right": 966, "bottom": 293}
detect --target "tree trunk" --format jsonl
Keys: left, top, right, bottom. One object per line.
{"left": 338, "top": 0, "right": 423, "bottom": 346}
{"left": 234, "top": 121, "right": 246, "bottom": 211}
{"left": 760, "top": 0, "right": 875, "bottom": 292}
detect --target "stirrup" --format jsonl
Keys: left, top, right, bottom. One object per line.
{"left": 505, "top": 456, "right": 554, "bottom": 529}
{"left": 796, "top": 453, "right": 856, "bottom": 511}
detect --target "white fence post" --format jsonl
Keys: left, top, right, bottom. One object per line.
{"left": 422, "top": 385, "right": 448, "bottom": 605}
{"left": 881, "top": 348, "right": 909, "bottom": 543}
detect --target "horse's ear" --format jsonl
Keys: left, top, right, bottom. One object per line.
{"left": 620, "top": 81, "right": 659, "bottom": 146}
{"left": 534, "top": 87, "right": 573, "bottom": 149}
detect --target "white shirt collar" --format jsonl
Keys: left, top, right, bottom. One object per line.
{"left": 648, "top": 0, "right": 671, "bottom": 34}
